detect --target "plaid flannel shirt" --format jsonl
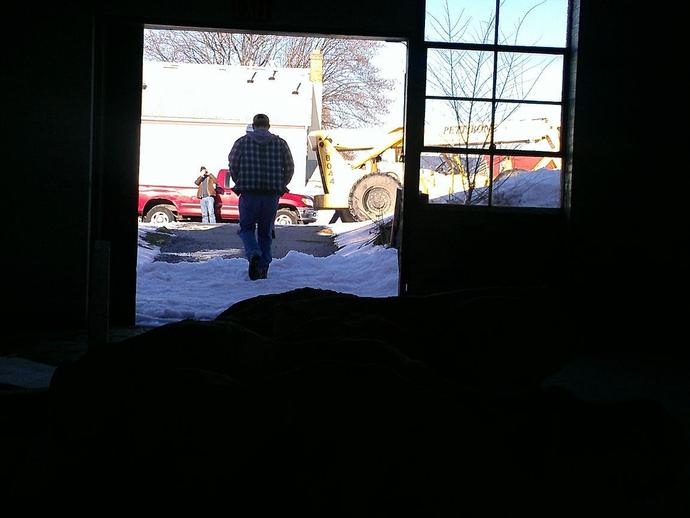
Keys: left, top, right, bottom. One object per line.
{"left": 227, "top": 130, "right": 294, "bottom": 195}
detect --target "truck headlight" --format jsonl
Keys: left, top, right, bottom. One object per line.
{"left": 301, "top": 197, "right": 314, "bottom": 207}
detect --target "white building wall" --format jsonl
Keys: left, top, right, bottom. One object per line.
{"left": 139, "top": 119, "right": 308, "bottom": 191}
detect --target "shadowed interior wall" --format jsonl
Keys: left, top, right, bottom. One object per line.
{"left": 403, "top": 210, "right": 566, "bottom": 295}
{"left": 5, "top": 6, "right": 94, "bottom": 330}
{"left": 564, "top": 2, "right": 681, "bottom": 351}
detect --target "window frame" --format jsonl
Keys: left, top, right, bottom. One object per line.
{"left": 420, "top": 0, "right": 575, "bottom": 210}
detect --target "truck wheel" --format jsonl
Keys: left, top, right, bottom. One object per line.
{"left": 144, "top": 204, "right": 176, "bottom": 224}
{"left": 348, "top": 173, "right": 402, "bottom": 222}
{"left": 274, "top": 208, "right": 298, "bottom": 225}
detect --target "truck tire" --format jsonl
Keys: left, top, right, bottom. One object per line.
{"left": 274, "top": 208, "right": 299, "bottom": 225}
{"left": 144, "top": 204, "right": 176, "bottom": 224}
{"left": 348, "top": 172, "right": 402, "bottom": 222}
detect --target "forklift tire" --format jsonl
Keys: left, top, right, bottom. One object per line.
{"left": 347, "top": 172, "right": 402, "bottom": 222}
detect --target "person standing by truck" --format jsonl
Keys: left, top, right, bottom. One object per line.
{"left": 228, "top": 113, "right": 294, "bottom": 280}
{"left": 195, "top": 166, "right": 218, "bottom": 224}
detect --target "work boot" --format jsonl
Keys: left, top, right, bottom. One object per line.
{"left": 259, "top": 265, "right": 269, "bottom": 279}
{"left": 248, "top": 254, "right": 261, "bottom": 280}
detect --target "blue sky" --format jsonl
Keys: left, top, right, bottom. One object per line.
{"left": 371, "top": 42, "right": 407, "bottom": 129}
{"left": 425, "top": 0, "right": 568, "bottom": 47}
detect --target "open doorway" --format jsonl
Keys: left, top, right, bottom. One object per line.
{"left": 136, "top": 27, "right": 407, "bottom": 327}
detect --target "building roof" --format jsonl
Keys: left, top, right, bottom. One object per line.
{"left": 141, "top": 61, "right": 314, "bottom": 127}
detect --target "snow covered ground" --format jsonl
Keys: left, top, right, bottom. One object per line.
{"left": 135, "top": 217, "right": 400, "bottom": 327}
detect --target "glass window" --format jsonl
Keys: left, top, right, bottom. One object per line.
{"left": 495, "top": 53, "right": 563, "bottom": 102}
{"left": 424, "top": 151, "right": 562, "bottom": 208}
{"left": 499, "top": 0, "right": 568, "bottom": 47}
{"left": 426, "top": 49, "right": 494, "bottom": 99}
{"left": 493, "top": 103, "right": 561, "bottom": 152}
{"left": 492, "top": 163, "right": 562, "bottom": 208}
{"left": 425, "top": 0, "right": 497, "bottom": 44}
{"left": 424, "top": 99, "right": 494, "bottom": 148}
{"left": 422, "top": 151, "right": 492, "bottom": 206}
{"left": 422, "top": 0, "right": 570, "bottom": 209}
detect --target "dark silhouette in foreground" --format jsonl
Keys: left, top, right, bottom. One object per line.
{"left": 7, "top": 288, "right": 688, "bottom": 515}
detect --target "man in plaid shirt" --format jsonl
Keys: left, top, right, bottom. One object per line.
{"left": 228, "top": 113, "right": 295, "bottom": 280}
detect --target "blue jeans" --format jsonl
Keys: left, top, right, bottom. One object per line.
{"left": 200, "top": 196, "right": 216, "bottom": 223}
{"left": 238, "top": 193, "right": 280, "bottom": 270}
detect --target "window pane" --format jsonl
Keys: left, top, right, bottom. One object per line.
{"left": 495, "top": 153, "right": 561, "bottom": 175}
{"left": 426, "top": 49, "right": 494, "bottom": 98}
{"left": 492, "top": 164, "right": 562, "bottom": 208}
{"left": 494, "top": 103, "right": 561, "bottom": 152}
{"left": 425, "top": 0, "right": 497, "bottom": 44}
{"left": 421, "top": 151, "right": 561, "bottom": 208}
{"left": 425, "top": 99, "right": 493, "bottom": 148}
{"left": 499, "top": 0, "right": 568, "bottom": 47}
{"left": 422, "top": 152, "right": 492, "bottom": 206}
{"left": 495, "top": 52, "right": 562, "bottom": 102}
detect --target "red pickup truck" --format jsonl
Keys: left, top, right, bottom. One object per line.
{"left": 138, "top": 168, "right": 318, "bottom": 225}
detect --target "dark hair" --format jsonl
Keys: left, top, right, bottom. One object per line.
{"left": 252, "top": 113, "right": 270, "bottom": 129}
{"left": 200, "top": 166, "right": 207, "bottom": 172}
